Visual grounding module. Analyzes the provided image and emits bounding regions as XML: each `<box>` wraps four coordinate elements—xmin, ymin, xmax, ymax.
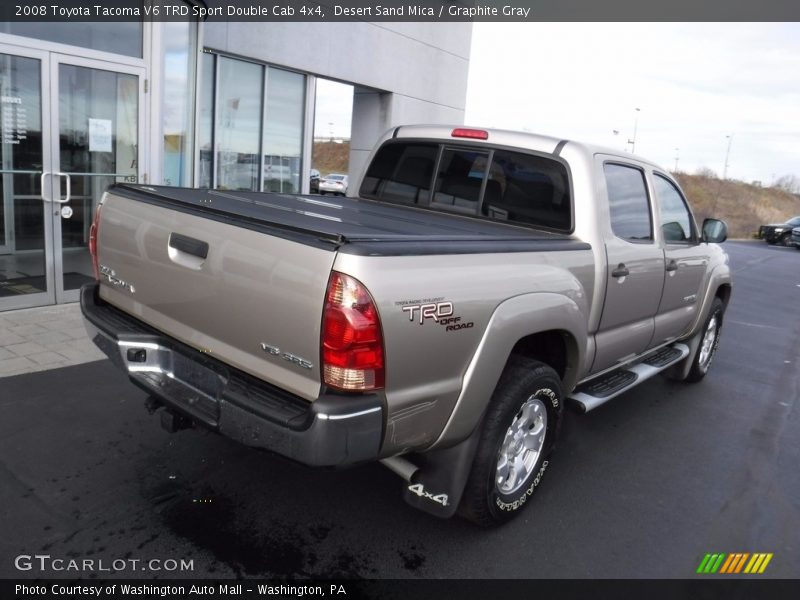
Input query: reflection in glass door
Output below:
<box><xmin>0</xmin><ymin>50</ymin><xmax>51</xmax><ymax>308</ymax></box>
<box><xmin>52</xmin><ymin>60</ymin><xmax>140</xmax><ymax>302</ymax></box>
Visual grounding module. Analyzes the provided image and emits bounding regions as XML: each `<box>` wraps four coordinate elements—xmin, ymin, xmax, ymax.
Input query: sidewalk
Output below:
<box><xmin>0</xmin><ymin>303</ymin><xmax>105</xmax><ymax>378</ymax></box>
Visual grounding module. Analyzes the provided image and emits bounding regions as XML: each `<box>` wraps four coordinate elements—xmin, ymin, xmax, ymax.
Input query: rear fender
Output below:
<box><xmin>430</xmin><ymin>292</ymin><xmax>587</xmax><ymax>450</ymax></box>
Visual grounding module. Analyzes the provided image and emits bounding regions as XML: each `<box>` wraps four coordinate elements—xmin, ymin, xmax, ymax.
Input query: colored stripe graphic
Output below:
<box><xmin>697</xmin><ymin>554</ymin><xmax>713</xmax><ymax>573</ymax></box>
<box><xmin>697</xmin><ymin>552</ymin><xmax>773</xmax><ymax>574</ymax></box>
<box><xmin>719</xmin><ymin>554</ymin><xmax>736</xmax><ymax>573</ymax></box>
<box><xmin>733</xmin><ymin>553</ymin><xmax>749</xmax><ymax>573</ymax></box>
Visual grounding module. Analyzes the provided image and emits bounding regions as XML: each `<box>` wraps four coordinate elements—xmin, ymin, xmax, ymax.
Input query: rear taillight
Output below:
<box><xmin>321</xmin><ymin>272</ymin><xmax>384</xmax><ymax>391</ymax></box>
<box><xmin>89</xmin><ymin>201</ymin><xmax>103</xmax><ymax>280</ymax></box>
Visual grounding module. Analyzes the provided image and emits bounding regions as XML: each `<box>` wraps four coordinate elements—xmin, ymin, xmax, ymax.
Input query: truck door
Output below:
<box><xmin>592</xmin><ymin>162</ymin><xmax>665</xmax><ymax>373</ymax></box>
<box><xmin>650</xmin><ymin>173</ymin><xmax>708</xmax><ymax>344</ymax></box>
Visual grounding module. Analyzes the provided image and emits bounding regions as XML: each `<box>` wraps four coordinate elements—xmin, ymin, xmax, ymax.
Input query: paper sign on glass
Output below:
<box><xmin>89</xmin><ymin>118</ymin><xmax>112</xmax><ymax>152</ymax></box>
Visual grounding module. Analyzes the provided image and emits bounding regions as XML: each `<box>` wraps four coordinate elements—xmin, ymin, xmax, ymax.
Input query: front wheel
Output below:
<box><xmin>685</xmin><ymin>297</ymin><xmax>724</xmax><ymax>383</ymax></box>
<box><xmin>459</xmin><ymin>357</ymin><xmax>563</xmax><ymax>526</ymax></box>
<box><xmin>781</xmin><ymin>233</ymin><xmax>793</xmax><ymax>247</ymax></box>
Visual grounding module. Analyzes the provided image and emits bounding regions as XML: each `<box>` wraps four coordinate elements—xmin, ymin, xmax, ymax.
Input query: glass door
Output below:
<box><xmin>49</xmin><ymin>54</ymin><xmax>143</xmax><ymax>303</ymax></box>
<box><xmin>0</xmin><ymin>45</ymin><xmax>54</xmax><ymax>310</ymax></box>
<box><xmin>0</xmin><ymin>45</ymin><xmax>143</xmax><ymax>311</ymax></box>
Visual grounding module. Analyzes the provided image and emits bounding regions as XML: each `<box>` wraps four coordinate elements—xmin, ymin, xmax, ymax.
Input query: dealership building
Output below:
<box><xmin>0</xmin><ymin>14</ymin><xmax>471</xmax><ymax>311</ymax></box>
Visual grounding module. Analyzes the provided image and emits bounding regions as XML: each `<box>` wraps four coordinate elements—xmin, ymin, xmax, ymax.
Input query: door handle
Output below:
<box><xmin>665</xmin><ymin>259</ymin><xmax>678</xmax><ymax>272</ymax></box>
<box><xmin>611</xmin><ymin>264</ymin><xmax>629</xmax><ymax>278</ymax></box>
<box><xmin>54</xmin><ymin>172</ymin><xmax>71</xmax><ymax>203</ymax></box>
<box><xmin>41</xmin><ymin>172</ymin><xmax>72</xmax><ymax>203</ymax></box>
<box><xmin>40</xmin><ymin>171</ymin><xmax>50</xmax><ymax>202</ymax></box>
<box><xmin>169</xmin><ymin>233</ymin><xmax>209</xmax><ymax>259</ymax></box>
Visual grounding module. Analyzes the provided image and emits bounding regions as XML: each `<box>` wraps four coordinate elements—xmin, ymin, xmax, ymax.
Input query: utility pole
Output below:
<box><xmin>722</xmin><ymin>134</ymin><xmax>734</xmax><ymax>180</ymax></box>
<box><xmin>627</xmin><ymin>108</ymin><xmax>641</xmax><ymax>153</ymax></box>
<box><xmin>674</xmin><ymin>148</ymin><xmax>679</xmax><ymax>172</ymax></box>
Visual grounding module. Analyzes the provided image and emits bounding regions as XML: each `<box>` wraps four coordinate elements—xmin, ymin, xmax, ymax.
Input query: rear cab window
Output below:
<box><xmin>360</xmin><ymin>140</ymin><xmax>572</xmax><ymax>232</ymax></box>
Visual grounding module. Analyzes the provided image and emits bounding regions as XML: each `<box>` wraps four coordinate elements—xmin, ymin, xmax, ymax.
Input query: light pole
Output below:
<box><xmin>722</xmin><ymin>134</ymin><xmax>734</xmax><ymax>180</ymax></box>
<box><xmin>674</xmin><ymin>148</ymin><xmax>679</xmax><ymax>172</ymax></box>
<box><xmin>628</xmin><ymin>108</ymin><xmax>641</xmax><ymax>153</ymax></box>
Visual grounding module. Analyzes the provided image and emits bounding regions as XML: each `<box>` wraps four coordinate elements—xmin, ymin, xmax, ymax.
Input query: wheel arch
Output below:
<box><xmin>430</xmin><ymin>292</ymin><xmax>586</xmax><ymax>450</ymax></box>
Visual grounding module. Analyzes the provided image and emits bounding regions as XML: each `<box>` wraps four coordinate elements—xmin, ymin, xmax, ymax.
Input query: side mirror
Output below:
<box><xmin>702</xmin><ymin>218</ymin><xmax>728</xmax><ymax>243</ymax></box>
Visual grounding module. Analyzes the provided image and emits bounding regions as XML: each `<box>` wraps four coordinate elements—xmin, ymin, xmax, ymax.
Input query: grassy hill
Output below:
<box><xmin>312</xmin><ymin>140</ymin><xmax>350</xmax><ymax>176</ymax></box>
<box><xmin>674</xmin><ymin>173</ymin><xmax>800</xmax><ymax>239</ymax></box>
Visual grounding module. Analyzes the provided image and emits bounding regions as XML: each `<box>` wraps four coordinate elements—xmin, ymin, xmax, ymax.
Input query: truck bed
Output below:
<box><xmin>110</xmin><ymin>184</ymin><xmax>589</xmax><ymax>256</ymax></box>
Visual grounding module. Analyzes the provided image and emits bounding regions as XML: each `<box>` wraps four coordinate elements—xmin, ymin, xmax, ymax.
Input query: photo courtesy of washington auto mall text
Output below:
<box><xmin>1</xmin><ymin>0</ymin><xmax>800</xmax><ymax>599</ymax></box>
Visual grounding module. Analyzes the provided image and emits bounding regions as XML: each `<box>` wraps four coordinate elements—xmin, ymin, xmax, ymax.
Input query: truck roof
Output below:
<box><xmin>391</xmin><ymin>124</ymin><xmax>663</xmax><ymax>170</ymax></box>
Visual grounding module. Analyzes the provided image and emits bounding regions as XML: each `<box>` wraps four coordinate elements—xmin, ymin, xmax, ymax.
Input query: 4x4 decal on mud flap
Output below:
<box><xmin>408</xmin><ymin>483</ymin><xmax>449</xmax><ymax>506</ymax></box>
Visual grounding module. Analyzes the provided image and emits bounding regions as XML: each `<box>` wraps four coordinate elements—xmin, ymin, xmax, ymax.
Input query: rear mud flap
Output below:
<box><xmin>401</xmin><ymin>428</ymin><xmax>482</xmax><ymax>519</ymax></box>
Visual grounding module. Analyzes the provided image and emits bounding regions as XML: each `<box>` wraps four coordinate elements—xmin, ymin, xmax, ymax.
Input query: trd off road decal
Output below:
<box><xmin>396</xmin><ymin>298</ymin><xmax>474</xmax><ymax>332</ymax></box>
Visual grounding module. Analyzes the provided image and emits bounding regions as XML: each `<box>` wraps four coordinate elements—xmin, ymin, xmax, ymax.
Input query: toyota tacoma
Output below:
<box><xmin>81</xmin><ymin>126</ymin><xmax>731</xmax><ymax>525</ymax></box>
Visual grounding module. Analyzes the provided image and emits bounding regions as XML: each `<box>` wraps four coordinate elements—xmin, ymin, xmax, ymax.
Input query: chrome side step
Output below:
<box><xmin>570</xmin><ymin>343</ymin><xmax>690</xmax><ymax>413</ymax></box>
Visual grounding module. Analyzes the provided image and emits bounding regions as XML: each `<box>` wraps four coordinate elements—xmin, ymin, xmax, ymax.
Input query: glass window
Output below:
<box><xmin>215</xmin><ymin>57</ymin><xmax>263</xmax><ymax>191</ymax></box>
<box><xmin>604</xmin><ymin>163</ymin><xmax>652</xmax><ymax>242</ymax></box>
<box><xmin>654</xmin><ymin>175</ymin><xmax>694</xmax><ymax>242</ymax></box>
<box><xmin>263</xmin><ymin>67</ymin><xmax>304</xmax><ymax>194</ymax></box>
<box><xmin>360</xmin><ymin>142</ymin><xmax>437</xmax><ymax>204</ymax></box>
<box><xmin>482</xmin><ymin>150</ymin><xmax>571</xmax><ymax>230</ymax></box>
<box><xmin>1</xmin><ymin>53</ymin><xmax>47</xmax><ymax>294</ymax></box>
<box><xmin>197</xmin><ymin>53</ymin><xmax>214</xmax><ymax>188</ymax></box>
<box><xmin>432</xmin><ymin>147</ymin><xmax>489</xmax><ymax>214</ymax></box>
<box><xmin>161</xmin><ymin>21</ymin><xmax>196</xmax><ymax>187</ymax></box>
<box><xmin>362</xmin><ymin>142</ymin><xmax>572</xmax><ymax>231</ymax></box>
<box><xmin>2</xmin><ymin>22</ymin><xmax>142</xmax><ymax>58</ymax></box>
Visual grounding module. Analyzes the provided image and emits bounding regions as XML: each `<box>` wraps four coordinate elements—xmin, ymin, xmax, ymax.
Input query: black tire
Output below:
<box><xmin>685</xmin><ymin>297</ymin><xmax>724</xmax><ymax>383</ymax></box>
<box><xmin>780</xmin><ymin>233</ymin><xmax>793</xmax><ymax>247</ymax></box>
<box><xmin>458</xmin><ymin>357</ymin><xmax>563</xmax><ymax>526</ymax></box>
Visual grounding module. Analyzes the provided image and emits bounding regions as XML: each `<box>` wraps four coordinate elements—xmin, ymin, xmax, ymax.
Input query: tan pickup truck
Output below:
<box><xmin>81</xmin><ymin>126</ymin><xmax>731</xmax><ymax>525</ymax></box>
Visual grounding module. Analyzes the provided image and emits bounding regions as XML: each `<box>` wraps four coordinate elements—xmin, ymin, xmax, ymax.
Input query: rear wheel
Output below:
<box><xmin>459</xmin><ymin>357</ymin><xmax>563</xmax><ymax>526</ymax></box>
<box><xmin>685</xmin><ymin>297</ymin><xmax>724</xmax><ymax>383</ymax></box>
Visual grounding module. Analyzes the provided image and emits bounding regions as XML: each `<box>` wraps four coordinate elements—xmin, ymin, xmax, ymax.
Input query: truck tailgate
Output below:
<box><xmin>96</xmin><ymin>190</ymin><xmax>336</xmax><ymax>401</ymax></box>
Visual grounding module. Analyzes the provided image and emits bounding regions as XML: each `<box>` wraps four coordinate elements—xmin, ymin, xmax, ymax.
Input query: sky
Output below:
<box><xmin>465</xmin><ymin>23</ymin><xmax>800</xmax><ymax>185</ymax></box>
<box><xmin>313</xmin><ymin>78</ymin><xmax>354</xmax><ymax>139</ymax></box>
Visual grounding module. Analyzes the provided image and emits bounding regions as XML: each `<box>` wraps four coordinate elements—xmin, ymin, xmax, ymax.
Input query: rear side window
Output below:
<box><xmin>482</xmin><ymin>150</ymin><xmax>571</xmax><ymax>231</ymax></box>
<box><xmin>604</xmin><ymin>163</ymin><xmax>652</xmax><ymax>242</ymax></box>
<box><xmin>362</xmin><ymin>141</ymin><xmax>572</xmax><ymax>231</ymax></box>
<box><xmin>654</xmin><ymin>174</ymin><xmax>694</xmax><ymax>242</ymax></box>
<box><xmin>360</xmin><ymin>143</ymin><xmax>437</xmax><ymax>205</ymax></box>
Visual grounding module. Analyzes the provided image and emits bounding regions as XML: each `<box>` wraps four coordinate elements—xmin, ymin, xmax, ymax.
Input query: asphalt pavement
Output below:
<box><xmin>0</xmin><ymin>241</ymin><xmax>798</xmax><ymax>579</ymax></box>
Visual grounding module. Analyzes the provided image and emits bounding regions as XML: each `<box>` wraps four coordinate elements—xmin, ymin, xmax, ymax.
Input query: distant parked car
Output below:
<box><xmin>319</xmin><ymin>173</ymin><xmax>348</xmax><ymax>196</ymax></box>
<box><xmin>310</xmin><ymin>169</ymin><xmax>320</xmax><ymax>194</ymax></box>
<box><xmin>759</xmin><ymin>216</ymin><xmax>800</xmax><ymax>245</ymax></box>
<box><xmin>791</xmin><ymin>227</ymin><xmax>800</xmax><ymax>250</ymax></box>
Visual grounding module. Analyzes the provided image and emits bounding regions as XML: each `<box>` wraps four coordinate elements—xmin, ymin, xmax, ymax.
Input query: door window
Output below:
<box><xmin>0</xmin><ymin>52</ymin><xmax>46</xmax><ymax>299</ymax></box>
<box><xmin>604</xmin><ymin>163</ymin><xmax>653</xmax><ymax>242</ymax></box>
<box><xmin>654</xmin><ymin>174</ymin><xmax>694</xmax><ymax>243</ymax></box>
<box><xmin>58</xmin><ymin>64</ymin><xmax>138</xmax><ymax>292</ymax></box>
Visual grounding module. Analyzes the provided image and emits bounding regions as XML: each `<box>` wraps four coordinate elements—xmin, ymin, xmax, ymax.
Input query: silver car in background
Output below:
<box><xmin>319</xmin><ymin>173</ymin><xmax>348</xmax><ymax>195</ymax></box>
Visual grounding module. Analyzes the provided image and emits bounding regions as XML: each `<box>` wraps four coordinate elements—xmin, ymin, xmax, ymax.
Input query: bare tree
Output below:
<box><xmin>773</xmin><ymin>174</ymin><xmax>800</xmax><ymax>194</ymax></box>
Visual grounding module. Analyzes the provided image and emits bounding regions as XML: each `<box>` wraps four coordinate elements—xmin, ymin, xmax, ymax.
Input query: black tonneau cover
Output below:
<box><xmin>108</xmin><ymin>184</ymin><xmax>590</xmax><ymax>256</ymax></box>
